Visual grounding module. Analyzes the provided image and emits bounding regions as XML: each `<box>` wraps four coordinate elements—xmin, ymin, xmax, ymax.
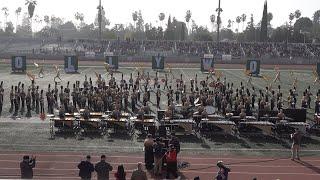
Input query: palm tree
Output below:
<box><xmin>236</xmin><ymin>16</ymin><xmax>241</xmax><ymax>32</ymax></box>
<box><xmin>185</xmin><ymin>10</ymin><xmax>192</xmax><ymax>34</ymax></box>
<box><xmin>15</xmin><ymin>7</ymin><xmax>22</xmax><ymax>32</ymax></box>
<box><xmin>241</xmin><ymin>14</ymin><xmax>247</xmax><ymax>31</ymax></box>
<box><xmin>314</xmin><ymin>10</ymin><xmax>320</xmax><ymax>24</ymax></box>
<box><xmin>132</xmin><ymin>11</ymin><xmax>138</xmax><ymax>30</ymax></box>
<box><xmin>74</xmin><ymin>12</ymin><xmax>84</xmax><ymax>29</ymax></box>
<box><xmin>289</xmin><ymin>13</ymin><xmax>295</xmax><ymax>26</ymax></box>
<box><xmin>210</xmin><ymin>14</ymin><xmax>216</xmax><ymax>32</ymax></box>
<box><xmin>227</xmin><ymin>19</ymin><xmax>232</xmax><ymax>29</ymax></box>
<box><xmin>294</xmin><ymin>10</ymin><xmax>301</xmax><ymax>19</ymax></box>
<box><xmin>1</xmin><ymin>7</ymin><xmax>9</xmax><ymax>29</ymax></box>
<box><xmin>25</xmin><ymin>0</ymin><xmax>37</xmax><ymax>34</ymax></box>
<box><xmin>25</xmin><ymin>0</ymin><xmax>37</xmax><ymax>18</ymax></box>
<box><xmin>44</xmin><ymin>15</ymin><xmax>50</xmax><ymax>27</ymax></box>
<box><xmin>158</xmin><ymin>13</ymin><xmax>165</xmax><ymax>27</ymax></box>
<box><xmin>33</xmin><ymin>15</ymin><xmax>42</xmax><ymax>32</ymax></box>
<box><xmin>267</xmin><ymin>12</ymin><xmax>273</xmax><ymax>25</ymax></box>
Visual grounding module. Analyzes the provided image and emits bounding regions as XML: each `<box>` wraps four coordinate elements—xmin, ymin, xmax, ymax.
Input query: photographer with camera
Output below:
<box><xmin>20</xmin><ymin>155</ymin><xmax>36</xmax><ymax>179</ymax></box>
<box><xmin>215</xmin><ymin>161</ymin><xmax>230</xmax><ymax>180</ymax></box>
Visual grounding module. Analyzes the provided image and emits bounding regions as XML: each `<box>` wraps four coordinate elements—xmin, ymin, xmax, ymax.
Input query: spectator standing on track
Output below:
<box><xmin>144</xmin><ymin>134</ymin><xmax>154</xmax><ymax>170</ymax></box>
<box><xmin>291</xmin><ymin>128</ymin><xmax>302</xmax><ymax>160</ymax></box>
<box><xmin>78</xmin><ymin>155</ymin><xmax>94</xmax><ymax>180</ymax></box>
<box><xmin>169</xmin><ymin>135</ymin><xmax>180</xmax><ymax>154</ymax></box>
<box><xmin>153</xmin><ymin>137</ymin><xmax>165</xmax><ymax>176</ymax></box>
<box><xmin>130</xmin><ymin>162</ymin><xmax>148</xmax><ymax>180</ymax></box>
<box><xmin>166</xmin><ymin>144</ymin><xmax>179</xmax><ymax>179</ymax></box>
<box><xmin>215</xmin><ymin>161</ymin><xmax>230</xmax><ymax>180</ymax></box>
<box><xmin>20</xmin><ymin>155</ymin><xmax>36</xmax><ymax>179</ymax></box>
<box><xmin>114</xmin><ymin>164</ymin><xmax>126</xmax><ymax>180</ymax></box>
<box><xmin>95</xmin><ymin>155</ymin><xmax>113</xmax><ymax>180</ymax></box>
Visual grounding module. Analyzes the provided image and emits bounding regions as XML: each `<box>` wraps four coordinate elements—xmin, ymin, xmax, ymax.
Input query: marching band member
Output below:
<box><xmin>129</xmin><ymin>73</ymin><xmax>134</xmax><ymax>90</ymax></box>
<box><xmin>301</xmin><ymin>92</ymin><xmax>308</xmax><ymax>109</ymax></box>
<box><xmin>13</xmin><ymin>86</ymin><xmax>19</xmax><ymax>116</ymax></box>
<box><xmin>306</xmin><ymin>86</ymin><xmax>312</xmax><ymax>108</ymax></box>
<box><xmin>0</xmin><ymin>85</ymin><xmax>3</xmax><ymax>116</ymax></box>
<box><xmin>154</xmin><ymin>72</ymin><xmax>159</xmax><ymax>89</ymax></box>
<box><xmin>19</xmin><ymin>84</ymin><xmax>26</xmax><ymax>115</ymax></box>
<box><xmin>277</xmin><ymin>109</ymin><xmax>285</xmax><ymax>121</ymax></box>
<box><xmin>40</xmin><ymin>90</ymin><xmax>45</xmax><ymax>116</ymax></box>
<box><xmin>0</xmin><ymin>82</ymin><xmax>3</xmax><ymax>116</ymax></box>
<box><xmin>26</xmin><ymin>89</ymin><xmax>32</xmax><ymax>118</ymax></box>
<box><xmin>35</xmin><ymin>87</ymin><xmax>40</xmax><ymax>114</ymax></box>
<box><xmin>239</xmin><ymin>109</ymin><xmax>246</xmax><ymax>119</ymax></box>
<box><xmin>83</xmin><ymin>106</ymin><xmax>90</xmax><ymax>120</ymax></box>
<box><xmin>137</xmin><ymin>107</ymin><xmax>144</xmax><ymax>121</ymax></box>
<box><xmin>9</xmin><ymin>86</ymin><xmax>14</xmax><ymax>113</ymax></box>
<box><xmin>112</xmin><ymin>106</ymin><xmax>121</xmax><ymax>120</ymax></box>
<box><xmin>58</xmin><ymin>106</ymin><xmax>65</xmax><ymax>119</ymax></box>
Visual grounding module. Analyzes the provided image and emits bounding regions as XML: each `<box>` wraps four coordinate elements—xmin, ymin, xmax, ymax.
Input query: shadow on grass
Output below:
<box><xmin>176</xmin><ymin>134</ymin><xmax>203</xmax><ymax>144</ymax></box>
<box><xmin>226</xmin><ymin>157</ymin><xmax>290</xmax><ymax>166</ymax></box>
<box><xmin>302</xmin><ymin>136</ymin><xmax>320</xmax><ymax>145</ymax></box>
<box><xmin>205</xmin><ymin>135</ymin><xmax>251</xmax><ymax>148</ymax></box>
<box><xmin>294</xmin><ymin>160</ymin><xmax>320</xmax><ymax>174</ymax></box>
<box><xmin>107</xmin><ymin>133</ymin><xmax>133</xmax><ymax>140</ymax></box>
<box><xmin>51</xmin><ymin>131</ymin><xmax>76</xmax><ymax>139</ymax></box>
<box><xmin>245</xmin><ymin>135</ymin><xmax>291</xmax><ymax>149</ymax></box>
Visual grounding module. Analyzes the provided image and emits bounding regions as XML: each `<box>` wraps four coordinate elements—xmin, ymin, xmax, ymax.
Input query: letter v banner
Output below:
<box><xmin>11</xmin><ymin>56</ymin><xmax>27</xmax><ymax>73</ymax></box>
<box><xmin>201</xmin><ymin>58</ymin><xmax>214</xmax><ymax>72</ymax></box>
<box><xmin>64</xmin><ymin>56</ymin><xmax>78</xmax><ymax>73</ymax></box>
<box><xmin>105</xmin><ymin>56</ymin><xmax>119</xmax><ymax>70</ymax></box>
<box><xmin>152</xmin><ymin>55</ymin><xmax>165</xmax><ymax>70</ymax></box>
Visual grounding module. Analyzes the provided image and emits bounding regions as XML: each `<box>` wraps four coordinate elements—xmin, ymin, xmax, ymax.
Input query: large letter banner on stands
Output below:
<box><xmin>152</xmin><ymin>55</ymin><xmax>165</xmax><ymax>70</ymax></box>
<box><xmin>246</xmin><ymin>59</ymin><xmax>261</xmax><ymax>76</ymax></box>
<box><xmin>11</xmin><ymin>56</ymin><xmax>26</xmax><ymax>73</ymax></box>
<box><xmin>105</xmin><ymin>56</ymin><xmax>119</xmax><ymax>70</ymax></box>
<box><xmin>201</xmin><ymin>54</ymin><xmax>214</xmax><ymax>72</ymax></box>
<box><xmin>64</xmin><ymin>56</ymin><xmax>78</xmax><ymax>73</ymax></box>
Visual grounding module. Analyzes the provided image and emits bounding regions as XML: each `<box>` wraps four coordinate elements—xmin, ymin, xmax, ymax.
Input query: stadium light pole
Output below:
<box><xmin>98</xmin><ymin>0</ymin><xmax>102</xmax><ymax>44</ymax></box>
<box><xmin>216</xmin><ymin>0</ymin><xmax>222</xmax><ymax>50</ymax></box>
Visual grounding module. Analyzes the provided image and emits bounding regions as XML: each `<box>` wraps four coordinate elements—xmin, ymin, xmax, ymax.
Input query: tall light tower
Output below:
<box><xmin>216</xmin><ymin>0</ymin><xmax>222</xmax><ymax>46</ymax></box>
<box><xmin>98</xmin><ymin>0</ymin><xmax>102</xmax><ymax>43</ymax></box>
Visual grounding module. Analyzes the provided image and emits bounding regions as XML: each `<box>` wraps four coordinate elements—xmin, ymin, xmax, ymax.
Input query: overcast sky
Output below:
<box><xmin>1</xmin><ymin>0</ymin><xmax>319</xmax><ymax>30</ymax></box>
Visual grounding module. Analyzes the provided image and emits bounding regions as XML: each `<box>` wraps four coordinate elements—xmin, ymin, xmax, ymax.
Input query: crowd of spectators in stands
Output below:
<box><xmin>8</xmin><ymin>37</ymin><xmax>320</xmax><ymax>59</ymax></box>
<box><xmin>74</xmin><ymin>39</ymin><xmax>320</xmax><ymax>58</ymax></box>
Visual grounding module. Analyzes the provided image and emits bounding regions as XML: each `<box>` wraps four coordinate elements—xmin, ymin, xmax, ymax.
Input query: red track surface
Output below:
<box><xmin>0</xmin><ymin>151</ymin><xmax>319</xmax><ymax>180</ymax></box>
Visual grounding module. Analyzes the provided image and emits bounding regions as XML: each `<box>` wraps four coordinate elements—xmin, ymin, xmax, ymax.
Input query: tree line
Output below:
<box><xmin>0</xmin><ymin>0</ymin><xmax>320</xmax><ymax>43</ymax></box>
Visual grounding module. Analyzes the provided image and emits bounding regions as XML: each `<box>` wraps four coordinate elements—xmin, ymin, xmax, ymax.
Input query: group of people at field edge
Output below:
<box><xmin>19</xmin><ymin>127</ymin><xmax>303</xmax><ymax>180</ymax></box>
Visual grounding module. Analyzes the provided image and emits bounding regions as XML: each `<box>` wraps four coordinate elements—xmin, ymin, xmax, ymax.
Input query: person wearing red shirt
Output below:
<box><xmin>114</xmin><ymin>165</ymin><xmax>126</xmax><ymax>180</ymax></box>
<box><xmin>166</xmin><ymin>144</ymin><xmax>179</xmax><ymax>179</ymax></box>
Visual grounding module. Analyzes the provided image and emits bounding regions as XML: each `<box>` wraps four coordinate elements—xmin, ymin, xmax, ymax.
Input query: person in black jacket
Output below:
<box><xmin>20</xmin><ymin>155</ymin><xmax>36</xmax><ymax>179</ymax></box>
<box><xmin>95</xmin><ymin>155</ymin><xmax>113</xmax><ymax>180</ymax></box>
<box><xmin>169</xmin><ymin>135</ymin><xmax>180</xmax><ymax>154</ymax></box>
<box><xmin>78</xmin><ymin>155</ymin><xmax>94</xmax><ymax>180</ymax></box>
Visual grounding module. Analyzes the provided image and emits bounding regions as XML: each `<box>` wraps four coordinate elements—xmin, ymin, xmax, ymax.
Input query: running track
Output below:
<box><xmin>0</xmin><ymin>151</ymin><xmax>319</xmax><ymax>180</ymax></box>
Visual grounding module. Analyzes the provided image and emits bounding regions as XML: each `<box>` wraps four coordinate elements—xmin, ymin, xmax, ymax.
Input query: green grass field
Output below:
<box><xmin>0</xmin><ymin>65</ymin><xmax>319</xmax><ymax>157</ymax></box>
